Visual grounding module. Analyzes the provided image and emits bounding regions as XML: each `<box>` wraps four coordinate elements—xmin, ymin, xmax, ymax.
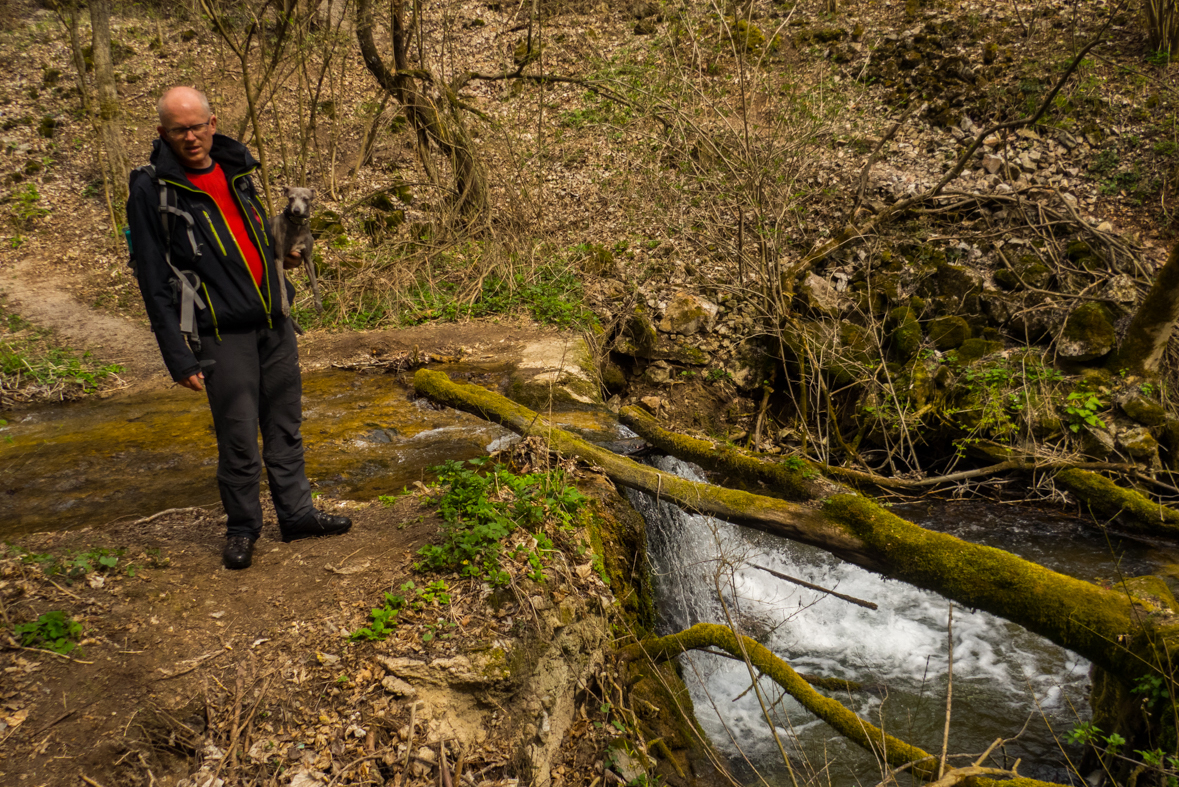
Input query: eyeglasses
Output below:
<box><xmin>164</xmin><ymin>121</ymin><xmax>211</xmax><ymax>141</ymax></box>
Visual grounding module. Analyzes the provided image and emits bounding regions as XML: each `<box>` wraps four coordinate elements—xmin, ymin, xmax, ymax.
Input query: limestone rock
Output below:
<box><xmin>1057</xmin><ymin>303</ymin><xmax>1116</xmax><ymax>362</ymax></box>
<box><xmin>381</xmin><ymin>676</ymin><xmax>417</xmax><ymax>697</ymax></box>
<box><xmin>1081</xmin><ymin>424</ymin><xmax>1116</xmax><ymax>458</ymax></box>
<box><xmin>797</xmin><ymin>273</ymin><xmax>845</xmax><ymax>316</ymax></box>
<box><xmin>1119</xmin><ymin>392</ymin><xmax>1167</xmax><ymax>427</ymax></box>
<box><xmin>644</xmin><ymin>361</ymin><xmax>671</xmax><ymax>385</ymax></box>
<box><xmin>640</xmin><ymin>395</ymin><xmax>665</xmax><ymax>415</ymax></box>
<box><xmin>658</xmin><ymin>292</ymin><xmax>718</xmax><ymax>335</ymax></box>
<box><xmin>1118</xmin><ymin>427</ymin><xmax>1159</xmax><ymax>460</ymax></box>
<box><xmin>981</xmin><ymin>154</ymin><xmax>1004</xmax><ymax>175</ymax></box>
<box><xmin>1099</xmin><ymin>274</ymin><xmax>1139</xmax><ymax>304</ymax></box>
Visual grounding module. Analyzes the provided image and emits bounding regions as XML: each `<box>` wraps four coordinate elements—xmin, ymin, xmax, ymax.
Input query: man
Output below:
<box><xmin>127</xmin><ymin>86</ymin><xmax>350</xmax><ymax>570</ymax></box>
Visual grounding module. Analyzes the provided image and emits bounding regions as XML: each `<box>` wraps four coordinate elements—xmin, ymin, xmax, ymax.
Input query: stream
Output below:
<box><xmin>3</xmin><ymin>371</ymin><xmax>1173</xmax><ymax>787</ymax></box>
<box><xmin>629</xmin><ymin>456</ymin><xmax>1175</xmax><ymax>787</ymax></box>
<box><xmin>0</xmin><ymin>366</ymin><xmax>635</xmax><ymax>537</ymax></box>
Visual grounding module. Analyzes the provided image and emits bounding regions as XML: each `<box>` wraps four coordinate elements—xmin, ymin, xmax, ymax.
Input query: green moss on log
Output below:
<box><xmin>1054</xmin><ymin>468</ymin><xmax>1179</xmax><ymax>536</ymax></box>
<box><xmin>619</xmin><ymin>405</ymin><xmax>820</xmax><ymax>501</ymax></box>
<box><xmin>631</xmin><ymin>623</ymin><xmax>938</xmax><ymax>777</ymax></box>
<box><xmin>821</xmin><ymin>493</ymin><xmax>1142</xmax><ymax>675</ymax></box>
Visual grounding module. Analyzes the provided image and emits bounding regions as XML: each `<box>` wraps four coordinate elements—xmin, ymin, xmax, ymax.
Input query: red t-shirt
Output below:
<box><xmin>186</xmin><ymin>163</ymin><xmax>265</xmax><ymax>286</ymax></box>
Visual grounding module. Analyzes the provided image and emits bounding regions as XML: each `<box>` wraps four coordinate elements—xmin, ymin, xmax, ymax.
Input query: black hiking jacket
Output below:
<box><xmin>128</xmin><ymin>134</ymin><xmax>291</xmax><ymax>382</ymax></box>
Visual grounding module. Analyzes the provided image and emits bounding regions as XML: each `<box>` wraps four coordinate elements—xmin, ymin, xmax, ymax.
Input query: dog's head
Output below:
<box><xmin>282</xmin><ymin>186</ymin><xmax>316</xmax><ymax>220</ymax></box>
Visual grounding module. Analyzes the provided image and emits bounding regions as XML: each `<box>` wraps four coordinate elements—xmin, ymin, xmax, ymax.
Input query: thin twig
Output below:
<box><xmin>750</xmin><ymin>564</ymin><xmax>878</xmax><ymax>610</ymax></box>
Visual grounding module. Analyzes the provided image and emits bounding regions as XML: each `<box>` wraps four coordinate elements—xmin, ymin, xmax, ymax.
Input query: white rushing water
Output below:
<box><xmin>629</xmin><ymin>456</ymin><xmax>1090</xmax><ymax>786</ymax></box>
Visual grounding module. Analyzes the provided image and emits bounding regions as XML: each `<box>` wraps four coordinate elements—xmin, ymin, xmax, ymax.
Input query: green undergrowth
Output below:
<box><xmin>350</xmin><ymin>579</ymin><xmax>452</xmax><ymax>642</ymax></box>
<box><xmin>414</xmin><ymin>457</ymin><xmax>589</xmax><ymax>586</ymax></box>
<box><xmin>291</xmin><ymin>253</ymin><xmax>599</xmax><ymax>332</ymax></box>
<box><xmin>0</xmin><ymin>302</ymin><xmax>124</xmax><ymax>404</ymax></box>
<box><xmin>3</xmin><ymin>543</ymin><xmax>161</xmax><ymax>581</ymax></box>
<box><xmin>14</xmin><ymin>610</ymin><xmax>82</xmax><ymax>655</ymax></box>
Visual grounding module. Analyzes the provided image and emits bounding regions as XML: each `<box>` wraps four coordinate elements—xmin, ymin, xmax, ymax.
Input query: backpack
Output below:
<box><xmin>125</xmin><ymin>164</ymin><xmax>207</xmax><ymax>351</ymax></box>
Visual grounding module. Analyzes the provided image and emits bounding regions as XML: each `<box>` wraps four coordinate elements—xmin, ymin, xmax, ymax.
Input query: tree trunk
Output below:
<box><xmin>1109</xmin><ymin>238</ymin><xmax>1179</xmax><ymax>375</ymax></box>
<box><xmin>412</xmin><ymin>369</ymin><xmax>1176</xmax><ymax>681</ymax></box>
<box><xmin>89</xmin><ymin>0</ymin><xmax>129</xmax><ymax>206</ymax></box>
<box><xmin>355</xmin><ymin>0</ymin><xmax>487</xmax><ymax>221</ymax></box>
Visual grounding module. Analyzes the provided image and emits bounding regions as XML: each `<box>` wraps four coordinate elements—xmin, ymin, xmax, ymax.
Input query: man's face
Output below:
<box><xmin>158</xmin><ymin>103</ymin><xmax>217</xmax><ymax>170</ymax></box>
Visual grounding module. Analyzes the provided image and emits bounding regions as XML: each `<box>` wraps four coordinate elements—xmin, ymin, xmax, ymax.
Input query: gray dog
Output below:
<box><xmin>270</xmin><ymin>186</ymin><xmax>323</xmax><ymax>314</ymax></box>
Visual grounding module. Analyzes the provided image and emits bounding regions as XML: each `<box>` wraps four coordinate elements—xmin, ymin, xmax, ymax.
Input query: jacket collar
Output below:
<box><xmin>149</xmin><ymin>133</ymin><xmax>260</xmax><ymax>184</ymax></box>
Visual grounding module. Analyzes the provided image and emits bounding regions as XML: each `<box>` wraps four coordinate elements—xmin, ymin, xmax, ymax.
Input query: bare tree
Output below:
<box><xmin>89</xmin><ymin>0</ymin><xmax>129</xmax><ymax>206</ymax></box>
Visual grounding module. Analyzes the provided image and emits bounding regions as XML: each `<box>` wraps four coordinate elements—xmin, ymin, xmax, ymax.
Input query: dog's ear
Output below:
<box><xmin>283</xmin><ymin>185</ymin><xmax>291</xmax><ymax>197</ymax></box>
<box><xmin>309</xmin><ymin>188</ymin><xmax>317</xmax><ymax>200</ymax></box>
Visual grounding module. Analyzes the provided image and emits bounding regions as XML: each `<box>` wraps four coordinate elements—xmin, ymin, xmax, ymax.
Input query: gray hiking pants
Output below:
<box><xmin>196</xmin><ymin>320</ymin><xmax>314</xmax><ymax>539</ymax></box>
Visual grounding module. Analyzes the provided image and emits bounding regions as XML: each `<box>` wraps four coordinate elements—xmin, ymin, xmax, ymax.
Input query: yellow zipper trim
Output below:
<box><xmin>201</xmin><ymin>283</ymin><xmax>222</xmax><ymax>342</ymax></box>
<box><xmin>202</xmin><ymin>210</ymin><xmax>227</xmax><ymax>256</ymax></box>
<box><xmin>230</xmin><ymin>171</ymin><xmax>275</xmax><ymax>328</ymax></box>
<box><xmin>166</xmin><ymin>177</ymin><xmax>272</xmax><ymax>328</ymax></box>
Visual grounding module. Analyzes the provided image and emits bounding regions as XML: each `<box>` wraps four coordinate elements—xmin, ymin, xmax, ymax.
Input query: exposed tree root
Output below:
<box><xmin>413</xmin><ymin>370</ymin><xmax>1164</xmax><ymax>678</ymax></box>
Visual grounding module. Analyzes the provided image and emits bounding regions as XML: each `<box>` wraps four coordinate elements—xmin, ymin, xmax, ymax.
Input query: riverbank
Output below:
<box><xmin>0</xmin><ymin>444</ymin><xmax>704</xmax><ymax>787</ymax></box>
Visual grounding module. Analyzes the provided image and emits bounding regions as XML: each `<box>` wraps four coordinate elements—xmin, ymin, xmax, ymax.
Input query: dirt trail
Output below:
<box><xmin>0</xmin><ymin>257</ymin><xmax>167</xmax><ymax>382</ymax></box>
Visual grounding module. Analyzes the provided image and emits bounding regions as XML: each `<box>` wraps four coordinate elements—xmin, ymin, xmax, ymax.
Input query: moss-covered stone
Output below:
<box><xmin>1118</xmin><ymin>426</ymin><xmax>1160</xmax><ymax>461</ymax></box>
<box><xmin>934</xmin><ymin>262</ymin><xmax>980</xmax><ymax>309</ymax></box>
<box><xmin>1058</xmin><ymin>302</ymin><xmax>1116</xmax><ymax>362</ymax></box>
<box><xmin>619</xmin><ymin>308</ymin><xmax>659</xmax><ymax>358</ymax></box>
<box><xmin>1120</xmin><ymin>394</ymin><xmax>1167</xmax><ymax>426</ymax></box>
<box><xmin>928</xmin><ymin>315</ymin><xmax>971</xmax><ymax>350</ymax></box>
<box><xmin>888</xmin><ymin>306</ymin><xmax>922</xmax><ymax>361</ymax></box>
<box><xmin>993</xmin><ymin>269</ymin><xmax>1021</xmax><ymax>291</ymax></box>
<box><xmin>955</xmin><ymin>338</ymin><xmax>1005</xmax><ymax>365</ymax></box>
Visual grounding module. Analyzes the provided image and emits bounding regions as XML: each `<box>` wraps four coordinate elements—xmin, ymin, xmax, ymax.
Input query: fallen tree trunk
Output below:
<box><xmin>629</xmin><ymin>623</ymin><xmax>1068</xmax><ymax>787</ymax></box>
<box><xmin>620</xmin><ymin>406</ymin><xmax>1179</xmax><ymax>539</ymax></box>
<box><xmin>413</xmin><ymin>370</ymin><xmax>1166</xmax><ymax>678</ymax></box>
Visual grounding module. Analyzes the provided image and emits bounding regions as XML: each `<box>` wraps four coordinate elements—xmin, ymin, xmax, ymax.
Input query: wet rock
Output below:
<box><xmin>1118</xmin><ymin>427</ymin><xmax>1159</xmax><ymax>461</ymax></box>
<box><xmin>1057</xmin><ymin>303</ymin><xmax>1116</xmax><ymax>362</ymax></box>
<box><xmin>658</xmin><ymin>292</ymin><xmax>718</xmax><ymax>335</ymax></box>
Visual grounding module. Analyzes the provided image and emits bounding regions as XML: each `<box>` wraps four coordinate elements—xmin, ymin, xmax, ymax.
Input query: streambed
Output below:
<box><xmin>630</xmin><ymin>456</ymin><xmax>1174</xmax><ymax>787</ymax></box>
<box><xmin>0</xmin><ymin>365</ymin><xmax>631</xmax><ymax>537</ymax></box>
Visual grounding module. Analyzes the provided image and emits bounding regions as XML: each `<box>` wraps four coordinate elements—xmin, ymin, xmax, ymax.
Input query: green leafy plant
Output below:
<box><xmin>1064</xmin><ymin>390</ymin><xmax>1107</xmax><ymax>432</ymax></box>
<box><xmin>8</xmin><ymin>183</ymin><xmax>50</xmax><ymax>229</ymax></box>
<box><xmin>15</xmin><ymin>610</ymin><xmax>83</xmax><ymax>654</ymax></box>
<box><xmin>1066</xmin><ymin>721</ymin><xmax>1101</xmax><ymax>745</ymax></box>
<box><xmin>349</xmin><ymin>592</ymin><xmax>404</xmax><ymax>641</ymax></box>
<box><xmin>414</xmin><ymin>458</ymin><xmax>586</xmax><ymax>585</ymax></box>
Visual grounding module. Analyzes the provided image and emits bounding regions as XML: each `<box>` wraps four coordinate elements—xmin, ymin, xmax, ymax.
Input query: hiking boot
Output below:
<box><xmin>223</xmin><ymin>536</ymin><xmax>255</xmax><ymax>570</ymax></box>
<box><xmin>280</xmin><ymin>510</ymin><xmax>352</xmax><ymax>543</ymax></box>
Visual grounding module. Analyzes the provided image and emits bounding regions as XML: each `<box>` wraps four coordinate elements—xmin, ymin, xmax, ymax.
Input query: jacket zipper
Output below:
<box><xmin>202</xmin><ymin>211</ymin><xmax>227</xmax><ymax>256</ymax></box>
<box><xmin>165</xmin><ymin>177</ymin><xmax>273</xmax><ymax>328</ymax></box>
<box><xmin>231</xmin><ymin>172</ymin><xmax>274</xmax><ymax>328</ymax></box>
<box><xmin>201</xmin><ymin>283</ymin><xmax>222</xmax><ymax>342</ymax></box>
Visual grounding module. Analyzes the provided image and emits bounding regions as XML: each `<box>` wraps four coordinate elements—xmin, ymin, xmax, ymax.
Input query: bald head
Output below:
<box><xmin>157</xmin><ymin>86</ymin><xmax>212</xmax><ymax>124</ymax></box>
<box><xmin>157</xmin><ymin>86</ymin><xmax>217</xmax><ymax>170</ymax></box>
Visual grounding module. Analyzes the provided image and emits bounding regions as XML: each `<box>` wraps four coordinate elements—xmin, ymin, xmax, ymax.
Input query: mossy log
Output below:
<box><xmin>624</xmin><ymin>406</ymin><xmax>1179</xmax><ymax>538</ymax></box>
<box><xmin>968</xmin><ymin>442</ymin><xmax>1179</xmax><ymax>537</ymax></box>
<box><xmin>630</xmin><ymin>623</ymin><xmax>938</xmax><ymax>778</ymax></box>
<box><xmin>1054</xmin><ymin>468</ymin><xmax>1179</xmax><ymax>535</ymax></box>
<box><xmin>619</xmin><ymin>406</ymin><xmax>823</xmax><ymax>501</ymax></box>
<box><xmin>413</xmin><ymin>370</ymin><xmax>1168</xmax><ymax>678</ymax></box>
<box><xmin>630</xmin><ymin>623</ymin><xmax>1068</xmax><ymax>787</ymax></box>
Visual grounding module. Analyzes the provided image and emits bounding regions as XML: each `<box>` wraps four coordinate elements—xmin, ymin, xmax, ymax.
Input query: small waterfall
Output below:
<box><xmin>629</xmin><ymin>456</ymin><xmax>1089</xmax><ymax>786</ymax></box>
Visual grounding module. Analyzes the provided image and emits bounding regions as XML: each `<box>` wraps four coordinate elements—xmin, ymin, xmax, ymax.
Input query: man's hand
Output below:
<box><xmin>178</xmin><ymin>372</ymin><xmax>205</xmax><ymax>392</ymax></box>
<box><xmin>284</xmin><ymin>249</ymin><xmax>302</xmax><ymax>269</ymax></box>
